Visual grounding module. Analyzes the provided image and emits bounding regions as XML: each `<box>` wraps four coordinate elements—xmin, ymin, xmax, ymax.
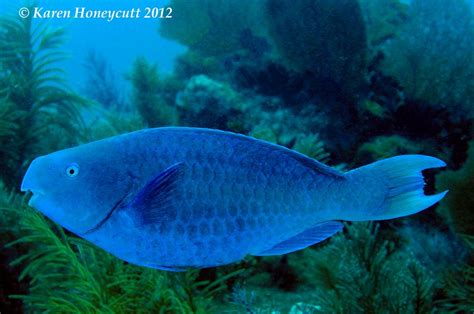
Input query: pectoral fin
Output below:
<box><xmin>254</xmin><ymin>221</ymin><xmax>343</xmax><ymax>256</ymax></box>
<box><xmin>129</xmin><ymin>162</ymin><xmax>185</xmax><ymax>227</ymax></box>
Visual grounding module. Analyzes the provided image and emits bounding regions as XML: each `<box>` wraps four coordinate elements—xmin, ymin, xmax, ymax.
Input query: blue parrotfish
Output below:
<box><xmin>21</xmin><ymin>127</ymin><xmax>447</xmax><ymax>271</ymax></box>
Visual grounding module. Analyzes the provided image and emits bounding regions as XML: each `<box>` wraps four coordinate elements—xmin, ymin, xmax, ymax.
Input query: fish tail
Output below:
<box><xmin>344</xmin><ymin>155</ymin><xmax>448</xmax><ymax>221</ymax></box>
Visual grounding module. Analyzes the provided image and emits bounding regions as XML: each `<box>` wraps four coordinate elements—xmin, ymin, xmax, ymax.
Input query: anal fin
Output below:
<box><xmin>254</xmin><ymin>221</ymin><xmax>343</xmax><ymax>256</ymax></box>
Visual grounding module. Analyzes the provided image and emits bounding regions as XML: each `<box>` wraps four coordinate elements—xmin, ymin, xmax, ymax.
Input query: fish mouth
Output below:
<box><xmin>21</xmin><ymin>189</ymin><xmax>45</xmax><ymax>207</ymax></box>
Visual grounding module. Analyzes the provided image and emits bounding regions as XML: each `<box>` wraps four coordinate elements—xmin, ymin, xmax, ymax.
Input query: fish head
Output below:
<box><xmin>21</xmin><ymin>142</ymin><xmax>129</xmax><ymax>235</ymax></box>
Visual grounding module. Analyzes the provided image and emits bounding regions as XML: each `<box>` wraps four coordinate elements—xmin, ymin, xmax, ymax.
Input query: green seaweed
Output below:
<box><xmin>1</xmin><ymin>201</ymin><xmax>242</xmax><ymax>313</ymax></box>
<box><xmin>78</xmin><ymin>108</ymin><xmax>145</xmax><ymax>142</ymax></box>
<box><xmin>437</xmin><ymin>236</ymin><xmax>474</xmax><ymax>313</ymax></box>
<box><xmin>130</xmin><ymin>57</ymin><xmax>179</xmax><ymax>127</ymax></box>
<box><xmin>159</xmin><ymin>0</ymin><xmax>264</xmax><ymax>57</ymax></box>
<box><xmin>0</xmin><ymin>12</ymin><xmax>87</xmax><ymax>188</ymax></box>
<box><xmin>265</xmin><ymin>0</ymin><xmax>367</xmax><ymax>97</ymax></box>
<box><xmin>381</xmin><ymin>0</ymin><xmax>474</xmax><ymax>119</ymax></box>
<box><xmin>292</xmin><ymin>133</ymin><xmax>330</xmax><ymax>163</ymax></box>
<box><xmin>290</xmin><ymin>222</ymin><xmax>434</xmax><ymax>313</ymax></box>
<box><xmin>355</xmin><ymin>135</ymin><xmax>423</xmax><ymax>164</ymax></box>
<box><xmin>436</xmin><ymin>141</ymin><xmax>474</xmax><ymax>236</ymax></box>
<box><xmin>174</xmin><ymin>51</ymin><xmax>220</xmax><ymax>80</ymax></box>
<box><xmin>359</xmin><ymin>0</ymin><xmax>408</xmax><ymax>46</ymax></box>
<box><xmin>177</xmin><ymin>74</ymin><xmax>245</xmax><ymax>130</ymax></box>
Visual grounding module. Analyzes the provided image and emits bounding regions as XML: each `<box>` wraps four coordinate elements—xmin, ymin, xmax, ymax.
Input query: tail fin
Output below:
<box><xmin>346</xmin><ymin>155</ymin><xmax>448</xmax><ymax>220</ymax></box>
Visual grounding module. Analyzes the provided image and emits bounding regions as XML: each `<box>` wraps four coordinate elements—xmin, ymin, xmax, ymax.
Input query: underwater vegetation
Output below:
<box><xmin>0</xmin><ymin>195</ymin><xmax>240</xmax><ymax>313</ymax></box>
<box><xmin>291</xmin><ymin>222</ymin><xmax>435</xmax><ymax>313</ymax></box>
<box><xmin>438</xmin><ymin>236</ymin><xmax>474</xmax><ymax>313</ymax></box>
<box><xmin>359</xmin><ymin>0</ymin><xmax>408</xmax><ymax>46</ymax></box>
<box><xmin>381</xmin><ymin>0</ymin><xmax>474</xmax><ymax>119</ymax></box>
<box><xmin>0</xmin><ymin>0</ymin><xmax>473</xmax><ymax>312</ymax></box>
<box><xmin>159</xmin><ymin>0</ymin><xmax>265</xmax><ymax>58</ymax></box>
<box><xmin>0</xmin><ymin>14</ymin><xmax>86</xmax><ymax>189</ymax></box>
<box><xmin>129</xmin><ymin>57</ymin><xmax>179</xmax><ymax>127</ymax></box>
<box><xmin>83</xmin><ymin>51</ymin><xmax>126</xmax><ymax>110</ymax></box>
<box><xmin>265</xmin><ymin>0</ymin><xmax>367</xmax><ymax>98</ymax></box>
<box><xmin>436</xmin><ymin>141</ymin><xmax>474</xmax><ymax>236</ymax></box>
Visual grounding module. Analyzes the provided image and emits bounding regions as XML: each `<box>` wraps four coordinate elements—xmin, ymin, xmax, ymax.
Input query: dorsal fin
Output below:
<box><xmin>254</xmin><ymin>221</ymin><xmax>344</xmax><ymax>256</ymax></box>
<box><xmin>155</xmin><ymin>127</ymin><xmax>344</xmax><ymax>178</ymax></box>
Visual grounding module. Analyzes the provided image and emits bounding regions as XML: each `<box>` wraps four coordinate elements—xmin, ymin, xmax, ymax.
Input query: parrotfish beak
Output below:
<box><xmin>21</xmin><ymin>157</ymin><xmax>46</xmax><ymax>206</ymax></box>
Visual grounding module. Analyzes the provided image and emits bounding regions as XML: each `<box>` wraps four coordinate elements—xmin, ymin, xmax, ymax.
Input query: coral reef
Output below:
<box><xmin>398</xmin><ymin>223</ymin><xmax>467</xmax><ymax>278</ymax></box>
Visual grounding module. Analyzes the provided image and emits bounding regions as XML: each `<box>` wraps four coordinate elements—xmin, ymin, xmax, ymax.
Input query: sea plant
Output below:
<box><xmin>291</xmin><ymin>222</ymin><xmax>435</xmax><ymax>313</ymax></box>
<box><xmin>355</xmin><ymin>135</ymin><xmax>422</xmax><ymax>164</ymax></box>
<box><xmin>173</xmin><ymin>51</ymin><xmax>220</xmax><ymax>81</ymax></box>
<box><xmin>159</xmin><ymin>0</ymin><xmax>264</xmax><ymax>57</ymax></box>
<box><xmin>0</xmin><ymin>12</ymin><xmax>86</xmax><ymax>189</ymax></box>
<box><xmin>292</xmin><ymin>133</ymin><xmax>330</xmax><ymax>163</ymax></box>
<box><xmin>437</xmin><ymin>236</ymin><xmax>474</xmax><ymax>312</ymax></box>
<box><xmin>265</xmin><ymin>0</ymin><xmax>367</xmax><ymax>97</ymax></box>
<box><xmin>130</xmin><ymin>57</ymin><xmax>179</xmax><ymax>127</ymax></box>
<box><xmin>83</xmin><ymin>51</ymin><xmax>126</xmax><ymax>109</ymax></box>
<box><xmin>436</xmin><ymin>141</ymin><xmax>474</xmax><ymax>236</ymax></box>
<box><xmin>2</xmin><ymin>201</ymin><xmax>243</xmax><ymax>313</ymax></box>
<box><xmin>359</xmin><ymin>0</ymin><xmax>408</xmax><ymax>46</ymax></box>
<box><xmin>381</xmin><ymin>0</ymin><xmax>474</xmax><ymax>119</ymax></box>
<box><xmin>176</xmin><ymin>74</ymin><xmax>245</xmax><ymax>130</ymax></box>
<box><xmin>77</xmin><ymin>107</ymin><xmax>145</xmax><ymax>143</ymax></box>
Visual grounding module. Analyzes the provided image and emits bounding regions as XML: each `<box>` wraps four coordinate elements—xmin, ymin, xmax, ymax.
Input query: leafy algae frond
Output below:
<box><xmin>0</xmin><ymin>11</ymin><xmax>87</xmax><ymax>188</ymax></box>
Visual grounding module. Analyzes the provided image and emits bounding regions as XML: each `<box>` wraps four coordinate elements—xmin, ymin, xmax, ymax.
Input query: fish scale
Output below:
<box><xmin>21</xmin><ymin>127</ymin><xmax>448</xmax><ymax>270</ymax></box>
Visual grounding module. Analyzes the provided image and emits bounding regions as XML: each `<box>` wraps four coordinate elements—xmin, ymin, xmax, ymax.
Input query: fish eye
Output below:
<box><xmin>66</xmin><ymin>164</ymin><xmax>79</xmax><ymax>178</ymax></box>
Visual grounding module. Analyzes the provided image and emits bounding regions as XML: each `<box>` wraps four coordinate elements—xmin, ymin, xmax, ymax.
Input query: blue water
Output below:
<box><xmin>0</xmin><ymin>0</ymin><xmax>185</xmax><ymax>91</ymax></box>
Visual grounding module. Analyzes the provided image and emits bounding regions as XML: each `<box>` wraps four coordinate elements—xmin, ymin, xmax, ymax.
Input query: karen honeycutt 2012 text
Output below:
<box><xmin>22</xmin><ymin>6</ymin><xmax>173</xmax><ymax>21</ymax></box>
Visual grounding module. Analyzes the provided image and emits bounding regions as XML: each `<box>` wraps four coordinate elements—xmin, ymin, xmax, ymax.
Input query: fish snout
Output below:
<box><xmin>21</xmin><ymin>157</ymin><xmax>47</xmax><ymax>205</ymax></box>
